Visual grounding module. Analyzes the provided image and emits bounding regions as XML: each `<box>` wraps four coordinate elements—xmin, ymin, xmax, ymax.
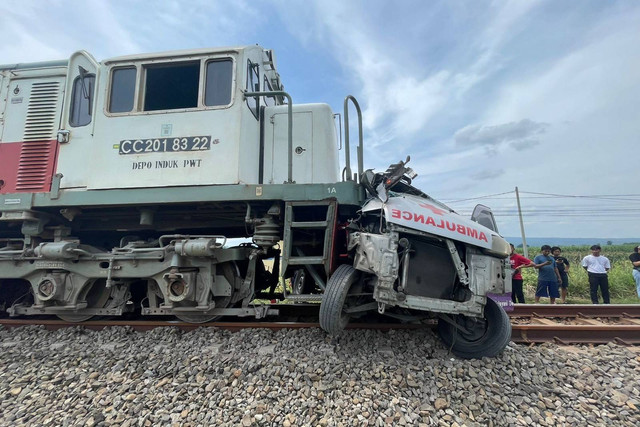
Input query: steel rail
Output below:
<box><xmin>511</xmin><ymin>324</ymin><xmax>640</xmax><ymax>345</ymax></box>
<box><xmin>0</xmin><ymin>318</ymin><xmax>429</xmax><ymax>332</ymax></box>
<box><xmin>509</xmin><ymin>304</ymin><xmax>640</xmax><ymax>318</ymax></box>
<box><xmin>2</xmin><ymin>304</ymin><xmax>640</xmax><ymax>346</ymax></box>
<box><xmin>3</xmin><ymin>318</ymin><xmax>639</xmax><ymax>346</ymax></box>
<box><xmin>264</xmin><ymin>303</ymin><xmax>640</xmax><ymax>319</ymax></box>
<box><xmin>231</xmin><ymin>303</ymin><xmax>640</xmax><ymax>319</ymax></box>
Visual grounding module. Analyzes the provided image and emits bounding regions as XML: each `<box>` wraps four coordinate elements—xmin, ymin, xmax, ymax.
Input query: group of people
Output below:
<box><xmin>509</xmin><ymin>244</ymin><xmax>571</xmax><ymax>304</ymax></box>
<box><xmin>508</xmin><ymin>243</ymin><xmax>637</xmax><ymax>305</ymax></box>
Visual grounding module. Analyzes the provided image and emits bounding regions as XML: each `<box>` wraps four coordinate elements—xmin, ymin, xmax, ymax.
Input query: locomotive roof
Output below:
<box><xmin>103</xmin><ymin>45</ymin><xmax>260</xmax><ymax>64</ymax></box>
<box><xmin>0</xmin><ymin>60</ymin><xmax>68</xmax><ymax>71</ymax></box>
<box><xmin>0</xmin><ymin>45</ymin><xmax>264</xmax><ymax>70</ymax></box>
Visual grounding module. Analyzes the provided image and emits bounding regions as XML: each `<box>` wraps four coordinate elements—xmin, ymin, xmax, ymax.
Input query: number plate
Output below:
<box><xmin>118</xmin><ymin>136</ymin><xmax>212</xmax><ymax>155</ymax></box>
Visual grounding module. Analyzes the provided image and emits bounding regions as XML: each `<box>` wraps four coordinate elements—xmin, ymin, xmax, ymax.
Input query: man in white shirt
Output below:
<box><xmin>581</xmin><ymin>244</ymin><xmax>611</xmax><ymax>304</ymax></box>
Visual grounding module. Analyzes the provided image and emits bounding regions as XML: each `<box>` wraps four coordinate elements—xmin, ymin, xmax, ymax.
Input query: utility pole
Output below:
<box><xmin>515</xmin><ymin>186</ymin><xmax>528</xmax><ymax>259</ymax></box>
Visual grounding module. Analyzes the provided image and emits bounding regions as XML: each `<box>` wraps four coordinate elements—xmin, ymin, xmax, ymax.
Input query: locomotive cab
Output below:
<box><xmin>1</xmin><ymin>46</ymin><xmax>340</xmax><ymax>194</ymax></box>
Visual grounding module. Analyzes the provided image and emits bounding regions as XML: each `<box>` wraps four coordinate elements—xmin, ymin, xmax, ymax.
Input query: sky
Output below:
<box><xmin>1</xmin><ymin>0</ymin><xmax>638</xmax><ymax>239</ymax></box>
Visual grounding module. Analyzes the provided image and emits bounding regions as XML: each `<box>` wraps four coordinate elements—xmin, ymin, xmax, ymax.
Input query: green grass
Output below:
<box><xmin>518</xmin><ymin>243</ymin><xmax>640</xmax><ymax>303</ymax></box>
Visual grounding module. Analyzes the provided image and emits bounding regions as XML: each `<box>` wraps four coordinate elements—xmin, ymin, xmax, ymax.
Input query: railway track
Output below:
<box><xmin>509</xmin><ymin>304</ymin><xmax>640</xmax><ymax>345</ymax></box>
<box><xmin>1</xmin><ymin>304</ymin><xmax>639</xmax><ymax>345</ymax></box>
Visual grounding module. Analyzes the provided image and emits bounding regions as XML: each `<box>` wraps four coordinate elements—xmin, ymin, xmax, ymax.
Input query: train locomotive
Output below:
<box><xmin>0</xmin><ymin>45</ymin><xmax>511</xmax><ymax>358</ymax></box>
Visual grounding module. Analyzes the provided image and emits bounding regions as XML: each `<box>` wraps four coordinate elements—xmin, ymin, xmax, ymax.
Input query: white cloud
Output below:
<box><xmin>269</xmin><ymin>0</ymin><xmax>549</xmax><ymax>164</ymax></box>
<box><xmin>0</xmin><ymin>0</ymin><xmax>140</xmax><ymax>62</ymax></box>
<box><xmin>471</xmin><ymin>169</ymin><xmax>505</xmax><ymax>181</ymax></box>
<box><xmin>0</xmin><ymin>0</ymin><xmax>267</xmax><ymax>64</ymax></box>
<box><xmin>483</xmin><ymin>8</ymin><xmax>640</xmax><ymax>124</ymax></box>
<box><xmin>454</xmin><ymin>119</ymin><xmax>549</xmax><ymax>148</ymax></box>
<box><xmin>1</xmin><ymin>0</ymin><xmax>638</xmax><ymax>238</ymax></box>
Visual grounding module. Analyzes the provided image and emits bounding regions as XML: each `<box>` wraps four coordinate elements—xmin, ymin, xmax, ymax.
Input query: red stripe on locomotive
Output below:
<box><xmin>0</xmin><ymin>139</ymin><xmax>58</xmax><ymax>194</ymax></box>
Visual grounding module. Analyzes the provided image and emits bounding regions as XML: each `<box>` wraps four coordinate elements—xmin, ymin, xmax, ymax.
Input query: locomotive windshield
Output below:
<box><xmin>144</xmin><ymin>61</ymin><xmax>200</xmax><ymax>111</ymax></box>
<box><xmin>109</xmin><ymin>67</ymin><xmax>136</xmax><ymax>113</ymax></box>
<box><xmin>106</xmin><ymin>57</ymin><xmax>234</xmax><ymax>114</ymax></box>
<box><xmin>204</xmin><ymin>59</ymin><xmax>233</xmax><ymax>106</ymax></box>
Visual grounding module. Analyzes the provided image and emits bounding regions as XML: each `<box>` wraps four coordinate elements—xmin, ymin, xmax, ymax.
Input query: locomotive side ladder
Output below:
<box><xmin>282</xmin><ymin>200</ymin><xmax>337</xmax><ymax>301</ymax></box>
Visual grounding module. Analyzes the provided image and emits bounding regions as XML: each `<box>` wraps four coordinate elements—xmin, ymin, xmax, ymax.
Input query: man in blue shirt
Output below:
<box><xmin>533</xmin><ymin>245</ymin><xmax>562</xmax><ymax>304</ymax></box>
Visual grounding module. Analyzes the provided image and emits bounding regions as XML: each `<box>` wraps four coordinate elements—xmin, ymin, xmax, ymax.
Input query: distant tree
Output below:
<box><xmin>607</xmin><ymin>240</ymin><xmax>613</xmax><ymax>246</ymax></box>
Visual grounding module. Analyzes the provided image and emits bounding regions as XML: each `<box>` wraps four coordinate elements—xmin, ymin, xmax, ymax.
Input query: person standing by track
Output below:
<box><xmin>533</xmin><ymin>245</ymin><xmax>562</xmax><ymax>304</ymax></box>
<box><xmin>629</xmin><ymin>245</ymin><xmax>640</xmax><ymax>298</ymax></box>
<box><xmin>509</xmin><ymin>244</ymin><xmax>534</xmax><ymax>303</ymax></box>
<box><xmin>581</xmin><ymin>244</ymin><xmax>611</xmax><ymax>304</ymax></box>
<box><xmin>552</xmin><ymin>246</ymin><xmax>570</xmax><ymax>303</ymax></box>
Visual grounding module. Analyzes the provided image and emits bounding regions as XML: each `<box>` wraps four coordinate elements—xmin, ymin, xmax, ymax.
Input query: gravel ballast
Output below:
<box><xmin>1</xmin><ymin>325</ymin><xmax>639</xmax><ymax>426</ymax></box>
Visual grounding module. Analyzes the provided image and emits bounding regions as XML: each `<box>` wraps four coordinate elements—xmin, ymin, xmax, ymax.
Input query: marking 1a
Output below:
<box><xmin>327</xmin><ymin>187</ymin><xmax>336</xmax><ymax>194</ymax></box>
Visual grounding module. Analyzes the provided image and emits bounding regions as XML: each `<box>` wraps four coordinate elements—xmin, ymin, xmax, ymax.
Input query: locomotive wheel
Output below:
<box><xmin>174</xmin><ymin>262</ymin><xmax>237</xmax><ymax>323</ymax></box>
<box><xmin>174</xmin><ymin>295</ymin><xmax>231</xmax><ymax>324</ymax></box>
<box><xmin>291</xmin><ymin>269</ymin><xmax>313</xmax><ymax>294</ymax></box>
<box><xmin>56</xmin><ymin>280</ymin><xmax>112</xmax><ymax>322</ymax></box>
<box><xmin>319</xmin><ymin>264</ymin><xmax>361</xmax><ymax>335</ymax></box>
<box><xmin>437</xmin><ymin>297</ymin><xmax>511</xmax><ymax>359</ymax></box>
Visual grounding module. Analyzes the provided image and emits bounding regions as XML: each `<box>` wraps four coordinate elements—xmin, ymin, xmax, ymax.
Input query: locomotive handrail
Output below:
<box><xmin>343</xmin><ymin>95</ymin><xmax>364</xmax><ymax>182</ymax></box>
<box><xmin>244</xmin><ymin>90</ymin><xmax>294</xmax><ymax>183</ymax></box>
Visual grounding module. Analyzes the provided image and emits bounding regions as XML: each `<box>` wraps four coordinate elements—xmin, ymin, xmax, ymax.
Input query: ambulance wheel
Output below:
<box><xmin>319</xmin><ymin>264</ymin><xmax>361</xmax><ymax>335</ymax></box>
<box><xmin>437</xmin><ymin>298</ymin><xmax>511</xmax><ymax>359</ymax></box>
<box><xmin>291</xmin><ymin>269</ymin><xmax>313</xmax><ymax>294</ymax></box>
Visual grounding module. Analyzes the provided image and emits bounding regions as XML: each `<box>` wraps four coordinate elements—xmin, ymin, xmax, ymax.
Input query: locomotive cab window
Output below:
<box><xmin>106</xmin><ymin>56</ymin><xmax>235</xmax><ymax>115</ymax></box>
<box><xmin>143</xmin><ymin>61</ymin><xmax>199</xmax><ymax>111</ymax></box>
<box><xmin>205</xmin><ymin>59</ymin><xmax>233</xmax><ymax>106</ymax></box>
<box><xmin>69</xmin><ymin>72</ymin><xmax>95</xmax><ymax>127</ymax></box>
<box><xmin>109</xmin><ymin>67</ymin><xmax>137</xmax><ymax>113</ymax></box>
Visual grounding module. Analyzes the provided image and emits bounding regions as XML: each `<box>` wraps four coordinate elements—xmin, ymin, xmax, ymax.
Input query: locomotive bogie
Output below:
<box><xmin>0</xmin><ymin>236</ymin><xmax>278</xmax><ymax>320</ymax></box>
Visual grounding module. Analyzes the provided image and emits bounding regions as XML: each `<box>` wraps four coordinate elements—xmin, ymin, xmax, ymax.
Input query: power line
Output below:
<box><xmin>497</xmin><ymin>221</ymin><xmax>637</xmax><ymax>225</ymax></box>
<box><xmin>443</xmin><ymin>191</ymin><xmax>640</xmax><ymax>203</ymax></box>
<box><xmin>442</xmin><ymin>190</ymin><xmax>640</xmax><ymax>226</ymax></box>
<box><xmin>520</xmin><ymin>191</ymin><xmax>640</xmax><ymax>198</ymax></box>
<box><xmin>456</xmin><ymin>210</ymin><xmax>638</xmax><ymax>217</ymax></box>
<box><xmin>456</xmin><ymin>208</ymin><xmax>640</xmax><ymax>214</ymax></box>
<box><xmin>443</xmin><ymin>191</ymin><xmax>514</xmax><ymax>203</ymax></box>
